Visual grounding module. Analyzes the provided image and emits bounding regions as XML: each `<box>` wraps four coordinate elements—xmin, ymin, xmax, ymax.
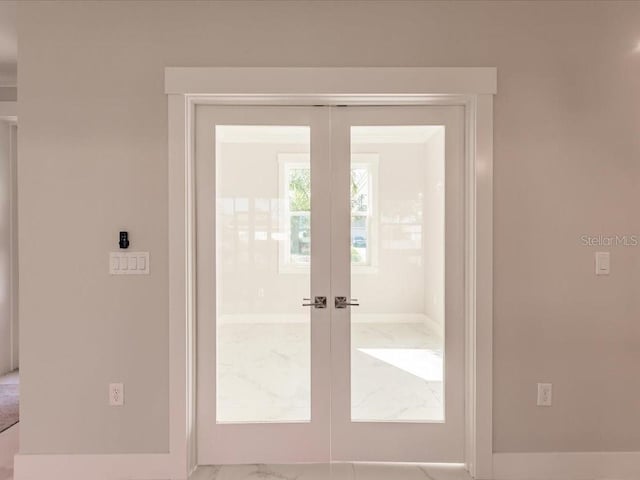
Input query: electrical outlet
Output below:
<box><xmin>537</xmin><ymin>383</ymin><xmax>552</xmax><ymax>406</ymax></box>
<box><xmin>109</xmin><ymin>383</ymin><xmax>124</xmax><ymax>406</ymax></box>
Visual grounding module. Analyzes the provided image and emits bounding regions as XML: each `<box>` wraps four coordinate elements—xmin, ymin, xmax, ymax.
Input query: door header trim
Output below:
<box><xmin>165</xmin><ymin>67</ymin><xmax>497</xmax><ymax>96</ymax></box>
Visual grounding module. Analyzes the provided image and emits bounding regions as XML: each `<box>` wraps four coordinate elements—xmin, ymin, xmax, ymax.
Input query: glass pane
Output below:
<box><xmin>290</xmin><ymin>214</ymin><xmax>310</xmax><ymax>264</ymax></box>
<box><xmin>216</xmin><ymin>126</ymin><xmax>311</xmax><ymax>423</ymax></box>
<box><xmin>351</xmin><ymin>216</ymin><xmax>368</xmax><ymax>265</ymax></box>
<box><xmin>350</xmin><ymin>125</ymin><xmax>446</xmax><ymax>422</ymax></box>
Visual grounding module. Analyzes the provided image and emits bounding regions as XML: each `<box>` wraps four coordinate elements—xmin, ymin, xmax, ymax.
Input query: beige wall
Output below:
<box><xmin>17</xmin><ymin>0</ymin><xmax>640</xmax><ymax>455</ymax></box>
<box><xmin>0</xmin><ymin>88</ymin><xmax>17</xmax><ymax>102</ymax></box>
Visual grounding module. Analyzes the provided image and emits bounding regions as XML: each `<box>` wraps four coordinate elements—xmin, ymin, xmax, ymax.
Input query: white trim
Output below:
<box><xmin>14</xmin><ymin>453</ymin><xmax>182</xmax><ymax>480</ymax></box>
<box><xmin>0</xmin><ymin>425</ymin><xmax>18</xmax><ymax>478</ymax></box>
<box><xmin>166</xmin><ymin>68</ymin><xmax>494</xmax><ymax>480</ymax></box>
<box><xmin>168</xmin><ymin>93</ymin><xmax>194</xmax><ymax>479</ymax></box>
<box><xmin>493</xmin><ymin>452</ymin><xmax>640</xmax><ymax>480</ymax></box>
<box><xmin>9</xmin><ymin>122</ymin><xmax>18</xmax><ymax>370</ymax></box>
<box><xmin>465</xmin><ymin>94</ymin><xmax>494</xmax><ymax>479</ymax></box>
<box><xmin>165</xmin><ymin>67</ymin><xmax>497</xmax><ymax>95</ymax></box>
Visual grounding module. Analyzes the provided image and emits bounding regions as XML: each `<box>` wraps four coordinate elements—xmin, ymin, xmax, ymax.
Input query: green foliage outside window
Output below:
<box><xmin>288</xmin><ymin>166</ymin><xmax>370</xmax><ymax>266</ymax></box>
<box><xmin>288</xmin><ymin>168</ymin><xmax>311</xmax><ymax>212</ymax></box>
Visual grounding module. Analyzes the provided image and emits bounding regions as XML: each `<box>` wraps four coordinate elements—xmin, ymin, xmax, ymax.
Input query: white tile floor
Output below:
<box><xmin>217</xmin><ymin>315</ymin><xmax>444</xmax><ymax>423</ymax></box>
<box><xmin>191</xmin><ymin>463</ymin><xmax>471</xmax><ymax>480</ymax></box>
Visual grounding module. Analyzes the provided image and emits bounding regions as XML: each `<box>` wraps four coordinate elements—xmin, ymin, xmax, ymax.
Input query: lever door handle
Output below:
<box><xmin>302</xmin><ymin>296</ymin><xmax>327</xmax><ymax>309</ymax></box>
<box><xmin>335</xmin><ymin>296</ymin><xmax>359</xmax><ymax>309</ymax></box>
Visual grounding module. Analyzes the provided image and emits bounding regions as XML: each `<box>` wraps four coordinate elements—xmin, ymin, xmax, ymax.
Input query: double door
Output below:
<box><xmin>195</xmin><ymin>105</ymin><xmax>465</xmax><ymax>464</ymax></box>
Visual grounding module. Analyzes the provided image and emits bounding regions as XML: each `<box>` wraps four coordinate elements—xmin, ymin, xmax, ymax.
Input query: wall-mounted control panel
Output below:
<box><xmin>110</xmin><ymin>252</ymin><xmax>149</xmax><ymax>275</ymax></box>
<box><xmin>119</xmin><ymin>231</ymin><xmax>130</xmax><ymax>249</ymax></box>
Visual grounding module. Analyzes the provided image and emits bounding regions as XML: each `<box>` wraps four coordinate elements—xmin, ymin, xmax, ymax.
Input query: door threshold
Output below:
<box><xmin>190</xmin><ymin>462</ymin><xmax>470</xmax><ymax>480</ymax></box>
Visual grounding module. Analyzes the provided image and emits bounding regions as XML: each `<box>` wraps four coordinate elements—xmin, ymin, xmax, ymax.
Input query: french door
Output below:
<box><xmin>195</xmin><ymin>105</ymin><xmax>465</xmax><ymax>465</ymax></box>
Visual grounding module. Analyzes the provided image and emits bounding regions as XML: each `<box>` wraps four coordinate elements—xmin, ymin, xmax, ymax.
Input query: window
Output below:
<box><xmin>279</xmin><ymin>154</ymin><xmax>311</xmax><ymax>271</ymax></box>
<box><xmin>350</xmin><ymin>155</ymin><xmax>378</xmax><ymax>267</ymax></box>
<box><xmin>279</xmin><ymin>153</ymin><xmax>378</xmax><ymax>271</ymax></box>
<box><xmin>286</xmin><ymin>163</ymin><xmax>311</xmax><ymax>266</ymax></box>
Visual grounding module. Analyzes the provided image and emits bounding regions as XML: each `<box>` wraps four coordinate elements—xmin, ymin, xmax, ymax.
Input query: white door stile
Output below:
<box><xmin>329</xmin><ymin>106</ymin><xmax>466</xmax><ymax>462</ymax></box>
<box><xmin>195</xmin><ymin>106</ymin><xmax>332</xmax><ymax>465</ymax></box>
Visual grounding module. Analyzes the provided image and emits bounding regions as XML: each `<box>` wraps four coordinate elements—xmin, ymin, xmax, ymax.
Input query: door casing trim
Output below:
<box><xmin>166</xmin><ymin>67</ymin><xmax>495</xmax><ymax>480</ymax></box>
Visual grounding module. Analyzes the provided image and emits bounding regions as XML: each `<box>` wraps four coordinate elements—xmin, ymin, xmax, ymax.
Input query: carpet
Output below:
<box><xmin>0</xmin><ymin>384</ymin><xmax>18</xmax><ymax>433</ymax></box>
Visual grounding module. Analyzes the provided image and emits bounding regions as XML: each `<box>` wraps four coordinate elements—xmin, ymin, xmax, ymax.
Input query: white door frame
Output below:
<box><xmin>166</xmin><ymin>68</ymin><xmax>496</xmax><ymax>480</ymax></box>
<box><xmin>0</xmin><ymin>101</ymin><xmax>18</xmax><ymax>372</ymax></box>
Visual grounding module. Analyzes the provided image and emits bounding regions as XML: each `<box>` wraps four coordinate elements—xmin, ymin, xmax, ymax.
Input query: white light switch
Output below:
<box><xmin>110</xmin><ymin>252</ymin><xmax>149</xmax><ymax>275</ymax></box>
<box><xmin>595</xmin><ymin>251</ymin><xmax>610</xmax><ymax>275</ymax></box>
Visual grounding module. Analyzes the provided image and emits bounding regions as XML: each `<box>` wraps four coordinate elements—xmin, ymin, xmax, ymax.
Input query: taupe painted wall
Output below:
<box><xmin>0</xmin><ymin>88</ymin><xmax>17</xmax><ymax>102</ymax></box>
<box><xmin>18</xmin><ymin>0</ymin><xmax>640</xmax><ymax>454</ymax></box>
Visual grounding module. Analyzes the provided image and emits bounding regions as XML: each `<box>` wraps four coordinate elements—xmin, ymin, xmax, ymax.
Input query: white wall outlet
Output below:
<box><xmin>109</xmin><ymin>383</ymin><xmax>124</xmax><ymax>406</ymax></box>
<box><xmin>537</xmin><ymin>383</ymin><xmax>552</xmax><ymax>406</ymax></box>
<box><xmin>595</xmin><ymin>251</ymin><xmax>610</xmax><ymax>275</ymax></box>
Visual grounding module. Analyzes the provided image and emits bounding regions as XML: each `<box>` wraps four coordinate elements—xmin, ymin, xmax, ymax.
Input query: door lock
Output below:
<box><xmin>335</xmin><ymin>296</ymin><xmax>359</xmax><ymax>309</ymax></box>
<box><xmin>302</xmin><ymin>296</ymin><xmax>327</xmax><ymax>309</ymax></box>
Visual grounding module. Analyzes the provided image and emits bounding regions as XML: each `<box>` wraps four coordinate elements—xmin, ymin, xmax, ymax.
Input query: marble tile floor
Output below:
<box><xmin>191</xmin><ymin>463</ymin><xmax>471</xmax><ymax>480</ymax></box>
<box><xmin>217</xmin><ymin>317</ymin><xmax>444</xmax><ymax>423</ymax></box>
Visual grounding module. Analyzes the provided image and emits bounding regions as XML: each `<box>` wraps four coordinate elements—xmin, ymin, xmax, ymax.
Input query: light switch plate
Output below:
<box><xmin>110</xmin><ymin>252</ymin><xmax>149</xmax><ymax>275</ymax></box>
<box><xmin>595</xmin><ymin>251</ymin><xmax>610</xmax><ymax>275</ymax></box>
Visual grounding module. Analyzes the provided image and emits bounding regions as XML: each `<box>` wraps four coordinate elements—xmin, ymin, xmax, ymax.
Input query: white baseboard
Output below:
<box><xmin>14</xmin><ymin>452</ymin><xmax>187</xmax><ymax>480</ymax></box>
<box><xmin>16</xmin><ymin>451</ymin><xmax>640</xmax><ymax>480</ymax></box>
<box><xmin>0</xmin><ymin>424</ymin><xmax>19</xmax><ymax>477</ymax></box>
<box><xmin>493</xmin><ymin>452</ymin><xmax>640</xmax><ymax>480</ymax></box>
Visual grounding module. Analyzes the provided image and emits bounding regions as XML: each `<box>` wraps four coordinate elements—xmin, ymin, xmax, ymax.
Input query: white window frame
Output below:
<box><xmin>164</xmin><ymin>68</ymin><xmax>496</xmax><ymax>480</ymax></box>
<box><xmin>350</xmin><ymin>154</ymin><xmax>379</xmax><ymax>272</ymax></box>
<box><xmin>278</xmin><ymin>153</ymin><xmax>312</xmax><ymax>273</ymax></box>
<box><xmin>278</xmin><ymin>152</ymin><xmax>380</xmax><ymax>273</ymax></box>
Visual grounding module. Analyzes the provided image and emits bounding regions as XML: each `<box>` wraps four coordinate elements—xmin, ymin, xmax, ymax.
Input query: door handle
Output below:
<box><xmin>334</xmin><ymin>296</ymin><xmax>359</xmax><ymax>309</ymax></box>
<box><xmin>302</xmin><ymin>296</ymin><xmax>327</xmax><ymax>309</ymax></box>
